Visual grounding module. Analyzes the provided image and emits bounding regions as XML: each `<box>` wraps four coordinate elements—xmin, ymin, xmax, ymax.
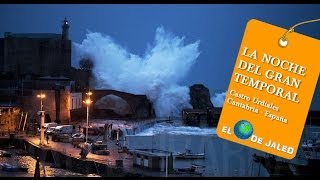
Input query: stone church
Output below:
<box><xmin>0</xmin><ymin>18</ymin><xmax>71</xmax><ymax>79</ymax></box>
<box><xmin>0</xmin><ymin>18</ymin><xmax>74</xmax><ymax>132</ymax></box>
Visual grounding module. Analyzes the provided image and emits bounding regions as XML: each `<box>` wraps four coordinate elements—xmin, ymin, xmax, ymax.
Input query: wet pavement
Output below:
<box><xmin>26</xmin><ymin>135</ymin><xmax>129</xmax><ymax>166</ymax></box>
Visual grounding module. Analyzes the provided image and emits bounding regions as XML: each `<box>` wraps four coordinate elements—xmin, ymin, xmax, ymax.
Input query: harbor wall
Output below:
<box><xmin>0</xmin><ymin>137</ymin><xmax>135</xmax><ymax>177</ymax></box>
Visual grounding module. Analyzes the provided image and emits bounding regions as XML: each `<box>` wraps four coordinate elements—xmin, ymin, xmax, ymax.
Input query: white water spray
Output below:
<box><xmin>211</xmin><ymin>92</ymin><xmax>226</xmax><ymax>107</ymax></box>
<box><xmin>73</xmin><ymin>27</ymin><xmax>200</xmax><ymax>117</ymax></box>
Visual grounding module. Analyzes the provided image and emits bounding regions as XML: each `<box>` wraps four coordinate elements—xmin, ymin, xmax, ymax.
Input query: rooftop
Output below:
<box><xmin>38</xmin><ymin>76</ymin><xmax>70</xmax><ymax>80</ymax></box>
<box><xmin>4</xmin><ymin>32</ymin><xmax>61</xmax><ymax>39</ymax></box>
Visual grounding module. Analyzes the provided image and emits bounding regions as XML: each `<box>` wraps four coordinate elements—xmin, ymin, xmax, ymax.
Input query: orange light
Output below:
<box><xmin>83</xmin><ymin>99</ymin><xmax>92</xmax><ymax>105</ymax></box>
<box><xmin>37</xmin><ymin>94</ymin><xmax>46</xmax><ymax>98</ymax></box>
<box><xmin>86</xmin><ymin>91</ymin><xmax>93</xmax><ymax>96</ymax></box>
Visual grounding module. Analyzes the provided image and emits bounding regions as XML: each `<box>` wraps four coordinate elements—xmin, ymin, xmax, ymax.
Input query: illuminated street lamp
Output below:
<box><xmin>86</xmin><ymin>91</ymin><xmax>93</xmax><ymax>96</ymax></box>
<box><xmin>37</xmin><ymin>91</ymin><xmax>46</xmax><ymax>145</ymax></box>
<box><xmin>37</xmin><ymin>92</ymin><xmax>46</xmax><ymax>111</ymax></box>
<box><xmin>83</xmin><ymin>91</ymin><xmax>93</xmax><ymax>143</ymax></box>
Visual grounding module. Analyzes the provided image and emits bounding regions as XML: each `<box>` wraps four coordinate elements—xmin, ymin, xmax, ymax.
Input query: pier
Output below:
<box><xmin>0</xmin><ymin>118</ymin><xmax>206</xmax><ymax>177</ymax></box>
<box><xmin>22</xmin><ymin>134</ymin><xmax>168</xmax><ymax>177</ymax></box>
<box><xmin>0</xmin><ymin>120</ymin><xmax>172</xmax><ymax>177</ymax></box>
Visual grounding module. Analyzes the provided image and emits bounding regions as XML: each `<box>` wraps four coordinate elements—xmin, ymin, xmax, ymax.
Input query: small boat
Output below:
<box><xmin>174</xmin><ymin>164</ymin><xmax>203</xmax><ymax>175</ymax></box>
<box><xmin>191</xmin><ymin>163</ymin><xmax>206</xmax><ymax>168</ymax></box>
<box><xmin>175</xmin><ymin>149</ymin><xmax>205</xmax><ymax>159</ymax></box>
<box><xmin>0</xmin><ymin>150</ymin><xmax>11</xmax><ymax>157</ymax></box>
<box><xmin>0</xmin><ymin>163</ymin><xmax>28</xmax><ymax>172</ymax></box>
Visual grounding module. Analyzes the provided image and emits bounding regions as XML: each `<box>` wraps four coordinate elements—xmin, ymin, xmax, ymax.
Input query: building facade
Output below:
<box><xmin>0</xmin><ymin>18</ymin><xmax>71</xmax><ymax>79</ymax></box>
<box><xmin>71</xmin><ymin>92</ymin><xmax>82</xmax><ymax>110</ymax></box>
<box><xmin>17</xmin><ymin>89</ymin><xmax>71</xmax><ymax>125</ymax></box>
<box><xmin>0</xmin><ymin>18</ymin><xmax>74</xmax><ymax>130</ymax></box>
<box><xmin>0</xmin><ymin>106</ymin><xmax>20</xmax><ymax>134</ymax></box>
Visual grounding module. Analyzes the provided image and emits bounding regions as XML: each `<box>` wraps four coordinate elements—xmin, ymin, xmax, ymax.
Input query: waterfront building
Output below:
<box><xmin>130</xmin><ymin>149</ymin><xmax>173</xmax><ymax>172</ymax></box>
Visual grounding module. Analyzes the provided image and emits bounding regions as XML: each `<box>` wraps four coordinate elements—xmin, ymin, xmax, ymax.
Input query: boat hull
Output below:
<box><xmin>1</xmin><ymin>164</ymin><xmax>28</xmax><ymax>172</ymax></box>
<box><xmin>0</xmin><ymin>150</ymin><xmax>11</xmax><ymax>157</ymax></box>
<box><xmin>175</xmin><ymin>155</ymin><xmax>205</xmax><ymax>160</ymax></box>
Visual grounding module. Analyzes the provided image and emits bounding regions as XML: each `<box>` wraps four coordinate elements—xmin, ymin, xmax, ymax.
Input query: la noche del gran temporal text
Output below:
<box><xmin>232</xmin><ymin>47</ymin><xmax>306</xmax><ymax>104</ymax></box>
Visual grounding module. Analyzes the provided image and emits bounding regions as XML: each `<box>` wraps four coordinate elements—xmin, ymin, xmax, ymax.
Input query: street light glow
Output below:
<box><xmin>86</xmin><ymin>91</ymin><xmax>93</xmax><ymax>96</ymax></box>
<box><xmin>37</xmin><ymin>94</ymin><xmax>46</xmax><ymax>99</ymax></box>
<box><xmin>37</xmin><ymin>92</ymin><xmax>46</xmax><ymax>111</ymax></box>
<box><xmin>37</xmin><ymin>91</ymin><xmax>46</xmax><ymax>145</ymax></box>
<box><xmin>83</xmin><ymin>91</ymin><xmax>93</xmax><ymax>144</ymax></box>
<box><xmin>83</xmin><ymin>99</ymin><xmax>92</xmax><ymax>105</ymax></box>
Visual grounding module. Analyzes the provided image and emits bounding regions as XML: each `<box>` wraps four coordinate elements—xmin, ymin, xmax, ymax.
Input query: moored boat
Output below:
<box><xmin>0</xmin><ymin>150</ymin><xmax>11</xmax><ymax>157</ymax></box>
<box><xmin>175</xmin><ymin>149</ymin><xmax>205</xmax><ymax>159</ymax></box>
<box><xmin>0</xmin><ymin>163</ymin><xmax>28</xmax><ymax>172</ymax></box>
<box><xmin>252</xmin><ymin>129</ymin><xmax>320</xmax><ymax>176</ymax></box>
<box><xmin>174</xmin><ymin>163</ymin><xmax>205</xmax><ymax>175</ymax></box>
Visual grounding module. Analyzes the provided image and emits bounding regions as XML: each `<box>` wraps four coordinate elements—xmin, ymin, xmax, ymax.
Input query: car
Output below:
<box><xmin>83</xmin><ymin>127</ymin><xmax>101</xmax><ymax>135</ymax></box>
<box><xmin>72</xmin><ymin>133</ymin><xmax>85</xmax><ymax>140</ymax></box>
<box><xmin>53</xmin><ymin>125</ymin><xmax>73</xmax><ymax>135</ymax></box>
<box><xmin>46</xmin><ymin>127</ymin><xmax>56</xmax><ymax>135</ymax></box>
<box><xmin>38</xmin><ymin>122</ymin><xmax>58</xmax><ymax>133</ymax></box>
<box><xmin>71</xmin><ymin>133</ymin><xmax>85</xmax><ymax>147</ymax></box>
<box><xmin>87</xmin><ymin>138</ymin><xmax>94</xmax><ymax>143</ymax></box>
<box><xmin>52</xmin><ymin>133</ymin><xmax>71</xmax><ymax>142</ymax></box>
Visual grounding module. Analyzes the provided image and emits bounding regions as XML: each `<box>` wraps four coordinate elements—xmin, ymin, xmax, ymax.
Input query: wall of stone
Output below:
<box><xmin>70</xmin><ymin>68</ymin><xmax>90</xmax><ymax>92</ymax></box>
<box><xmin>17</xmin><ymin>89</ymin><xmax>70</xmax><ymax>125</ymax></box>
<box><xmin>70</xmin><ymin>90</ymin><xmax>155</xmax><ymax>120</ymax></box>
<box><xmin>0</xmin><ymin>107</ymin><xmax>21</xmax><ymax>133</ymax></box>
<box><xmin>3</xmin><ymin>37</ymin><xmax>71</xmax><ymax>78</ymax></box>
<box><xmin>59</xmin><ymin>90</ymin><xmax>71</xmax><ymax>124</ymax></box>
<box><xmin>89</xmin><ymin>90</ymin><xmax>155</xmax><ymax>119</ymax></box>
<box><xmin>0</xmin><ymin>38</ymin><xmax>4</xmax><ymax>71</ymax></box>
